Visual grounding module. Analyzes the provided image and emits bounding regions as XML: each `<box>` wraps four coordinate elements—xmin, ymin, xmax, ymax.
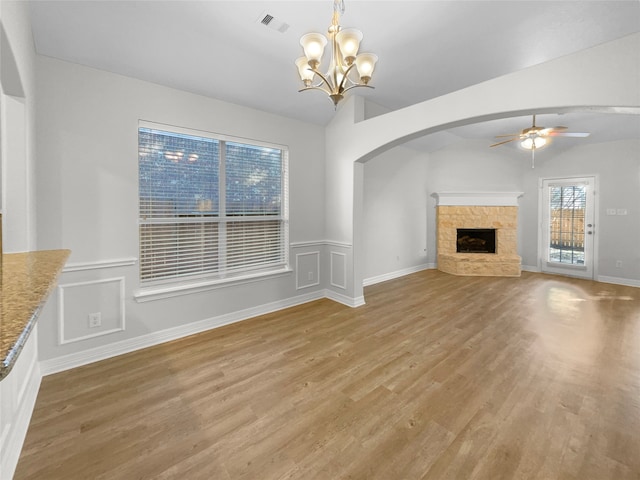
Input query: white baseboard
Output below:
<box><xmin>41</xmin><ymin>290</ymin><xmax>325</xmax><ymax>376</ymax></box>
<box><xmin>363</xmin><ymin>263</ymin><xmax>434</xmax><ymax>287</ymax></box>
<box><xmin>597</xmin><ymin>275</ymin><xmax>640</xmax><ymax>288</ymax></box>
<box><xmin>521</xmin><ymin>265</ymin><xmax>639</xmax><ymax>288</ymax></box>
<box><xmin>324</xmin><ymin>289</ymin><xmax>365</xmax><ymax>308</ymax></box>
<box><xmin>521</xmin><ymin>264</ymin><xmax>540</xmax><ymax>273</ymax></box>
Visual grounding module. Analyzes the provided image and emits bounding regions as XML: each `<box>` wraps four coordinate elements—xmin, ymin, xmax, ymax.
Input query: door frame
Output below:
<box><xmin>537</xmin><ymin>175</ymin><xmax>599</xmax><ymax>280</ymax></box>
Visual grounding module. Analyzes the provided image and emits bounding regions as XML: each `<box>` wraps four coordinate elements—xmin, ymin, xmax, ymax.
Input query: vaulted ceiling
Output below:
<box><xmin>29</xmin><ymin>1</ymin><xmax>640</xmax><ymax>152</ymax></box>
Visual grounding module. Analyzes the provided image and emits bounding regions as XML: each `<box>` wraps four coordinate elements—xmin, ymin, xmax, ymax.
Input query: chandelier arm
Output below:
<box><xmin>336</xmin><ymin>62</ymin><xmax>358</xmax><ymax>92</ymax></box>
<box><xmin>341</xmin><ymin>83</ymin><xmax>375</xmax><ymax>94</ymax></box>
<box><xmin>298</xmin><ymin>85</ymin><xmax>332</xmax><ymax>94</ymax></box>
<box><xmin>310</xmin><ymin>68</ymin><xmax>336</xmax><ymax>92</ymax></box>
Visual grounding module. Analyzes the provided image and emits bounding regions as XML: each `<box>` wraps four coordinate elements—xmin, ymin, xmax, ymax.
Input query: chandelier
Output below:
<box><xmin>295</xmin><ymin>0</ymin><xmax>378</xmax><ymax>107</ymax></box>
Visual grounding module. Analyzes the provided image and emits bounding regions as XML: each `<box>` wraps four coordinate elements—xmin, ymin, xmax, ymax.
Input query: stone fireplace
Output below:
<box><xmin>434</xmin><ymin>192</ymin><xmax>523</xmax><ymax>277</ymax></box>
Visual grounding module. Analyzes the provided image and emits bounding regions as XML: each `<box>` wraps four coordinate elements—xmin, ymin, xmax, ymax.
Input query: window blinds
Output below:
<box><xmin>139</xmin><ymin>125</ymin><xmax>288</xmax><ymax>282</ymax></box>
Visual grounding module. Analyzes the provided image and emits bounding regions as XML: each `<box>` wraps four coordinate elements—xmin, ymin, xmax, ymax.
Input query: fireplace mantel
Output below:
<box><xmin>433</xmin><ymin>192</ymin><xmax>524</xmax><ymax>207</ymax></box>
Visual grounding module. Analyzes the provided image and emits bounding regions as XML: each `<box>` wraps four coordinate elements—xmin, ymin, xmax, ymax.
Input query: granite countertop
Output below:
<box><xmin>0</xmin><ymin>249</ymin><xmax>70</xmax><ymax>379</ymax></box>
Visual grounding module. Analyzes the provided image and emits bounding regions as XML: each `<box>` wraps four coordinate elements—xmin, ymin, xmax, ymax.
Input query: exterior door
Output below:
<box><xmin>541</xmin><ymin>177</ymin><xmax>596</xmax><ymax>279</ymax></box>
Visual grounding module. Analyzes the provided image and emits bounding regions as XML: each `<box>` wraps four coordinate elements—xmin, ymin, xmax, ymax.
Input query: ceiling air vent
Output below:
<box><xmin>257</xmin><ymin>12</ymin><xmax>290</xmax><ymax>34</ymax></box>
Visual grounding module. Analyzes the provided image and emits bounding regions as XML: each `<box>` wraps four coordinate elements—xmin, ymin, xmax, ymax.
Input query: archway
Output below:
<box><xmin>324</xmin><ymin>33</ymin><xmax>640</xmax><ymax>305</ymax></box>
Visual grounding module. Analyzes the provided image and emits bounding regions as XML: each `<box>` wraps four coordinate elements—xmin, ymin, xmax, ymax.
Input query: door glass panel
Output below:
<box><xmin>548</xmin><ymin>185</ymin><xmax>586</xmax><ymax>265</ymax></box>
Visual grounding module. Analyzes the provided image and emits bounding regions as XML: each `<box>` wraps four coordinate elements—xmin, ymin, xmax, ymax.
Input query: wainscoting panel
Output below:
<box><xmin>330</xmin><ymin>251</ymin><xmax>347</xmax><ymax>290</ymax></box>
<box><xmin>58</xmin><ymin>277</ymin><xmax>126</xmax><ymax>345</ymax></box>
<box><xmin>41</xmin><ymin>289</ymin><xmax>326</xmax><ymax>376</ymax></box>
<box><xmin>295</xmin><ymin>251</ymin><xmax>320</xmax><ymax>290</ymax></box>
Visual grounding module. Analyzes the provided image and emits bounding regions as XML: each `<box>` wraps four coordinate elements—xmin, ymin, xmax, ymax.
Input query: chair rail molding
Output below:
<box><xmin>63</xmin><ymin>257</ymin><xmax>138</xmax><ymax>272</ymax></box>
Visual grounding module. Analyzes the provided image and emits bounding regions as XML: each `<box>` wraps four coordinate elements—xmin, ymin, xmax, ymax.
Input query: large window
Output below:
<box><xmin>138</xmin><ymin>122</ymin><xmax>288</xmax><ymax>284</ymax></box>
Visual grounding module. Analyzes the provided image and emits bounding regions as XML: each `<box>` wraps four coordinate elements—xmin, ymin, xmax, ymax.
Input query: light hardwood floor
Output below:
<box><xmin>15</xmin><ymin>270</ymin><xmax>640</xmax><ymax>479</ymax></box>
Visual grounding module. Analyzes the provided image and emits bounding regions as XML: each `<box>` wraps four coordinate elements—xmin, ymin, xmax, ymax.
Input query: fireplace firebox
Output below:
<box><xmin>456</xmin><ymin>228</ymin><xmax>496</xmax><ymax>253</ymax></box>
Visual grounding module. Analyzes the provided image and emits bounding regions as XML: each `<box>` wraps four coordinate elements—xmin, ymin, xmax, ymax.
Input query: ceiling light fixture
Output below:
<box><xmin>517</xmin><ymin>135</ymin><xmax>546</xmax><ymax>168</ymax></box>
<box><xmin>295</xmin><ymin>0</ymin><xmax>378</xmax><ymax>108</ymax></box>
<box><xmin>492</xmin><ymin>115</ymin><xmax>590</xmax><ymax>169</ymax></box>
<box><xmin>520</xmin><ymin>135</ymin><xmax>547</xmax><ymax>150</ymax></box>
<box><xmin>520</xmin><ymin>132</ymin><xmax>547</xmax><ymax>168</ymax></box>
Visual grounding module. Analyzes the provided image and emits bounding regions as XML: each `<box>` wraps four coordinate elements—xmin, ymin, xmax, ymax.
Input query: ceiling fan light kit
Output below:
<box><xmin>491</xmin><ymin>114</ymin><xmax>590</xmax><ymax>168</ymax></box>
<box><xmin>520</xmin><ymin>136</ymin><xmax>547</xmax><ymax>150</ymax></box>
<box><xmin>295</xmin><ymin>0</ymin><xmax>378</xmax><ymax>107</ymax></box>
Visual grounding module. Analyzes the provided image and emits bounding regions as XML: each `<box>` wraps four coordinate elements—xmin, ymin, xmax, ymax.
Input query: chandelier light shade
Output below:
<box><xmin>295</xmin><ymin>0</ymin><xmax>378</xmax><ymax>107</ymax></box>
<box><xmin>295</xmin><ymin>57</ymin><xmax>315</xmax><ymax>85</ymax></box>
<box><xmin>335</xmin><ymin>28</ymin><xmax>362</xmax><ymax>63</ymax></box>
<box><xmin>300</xmin><ymin>33</ymin><xmax>327</xmax><ymax>67</ymax></box>
<box><xmin>355</xmin><ymin>52</ymin><xmax>377</xmax><ymax>84</ymax></box>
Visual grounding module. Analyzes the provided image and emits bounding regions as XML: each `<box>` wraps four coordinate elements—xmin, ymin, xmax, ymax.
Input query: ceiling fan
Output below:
<box><xmin>490</xmin><ymin>115</ymin><xmax>590</xmax><ymax>167</ymax></box>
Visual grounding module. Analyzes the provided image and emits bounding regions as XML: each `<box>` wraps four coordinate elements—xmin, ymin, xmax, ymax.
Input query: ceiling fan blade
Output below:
<box><xmin>490</xmin><ymin>138</ymin><xmax>519</xmax><ymax>147</ymax></box>
<box><xmin>538</xmin><ymin>125</ymin><xmax>568</xmax><ymax>136</ymax></box>
<box><xmin>548</xmin><ymin>132</ymin><xmax>590</xmax><ymax>137</ymax></box>
<box><xmin>491</xmin><ymin>119</ymin><xmax>588</xmax><ymax>148</ymax></box>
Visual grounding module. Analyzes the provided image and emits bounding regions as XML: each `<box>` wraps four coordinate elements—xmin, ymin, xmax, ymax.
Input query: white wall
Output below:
<box><xmin>362</xmin><ymin>145</ymin><xmax>430</xmax><ymax>282</ymax></box>
<box><xmin>35</xmin><ymin>56</ymin><xmax>327</xmax><ymax>365</ymax></box>
<box><xmin>321</xmin><ymin>96</ymin><xmax>364</xmax><ymax>303</ymax></box>
<box><xmin>519</xmin><ymin>139</ymin><xmax>640</xmax><ymax>283</ymax></box>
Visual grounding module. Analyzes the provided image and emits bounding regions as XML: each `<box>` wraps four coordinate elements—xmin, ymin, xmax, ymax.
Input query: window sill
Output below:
<box><xmin>134</xmin><ymin>267</ymin><xmax>293</xmax><ymax>303</ymax></box>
